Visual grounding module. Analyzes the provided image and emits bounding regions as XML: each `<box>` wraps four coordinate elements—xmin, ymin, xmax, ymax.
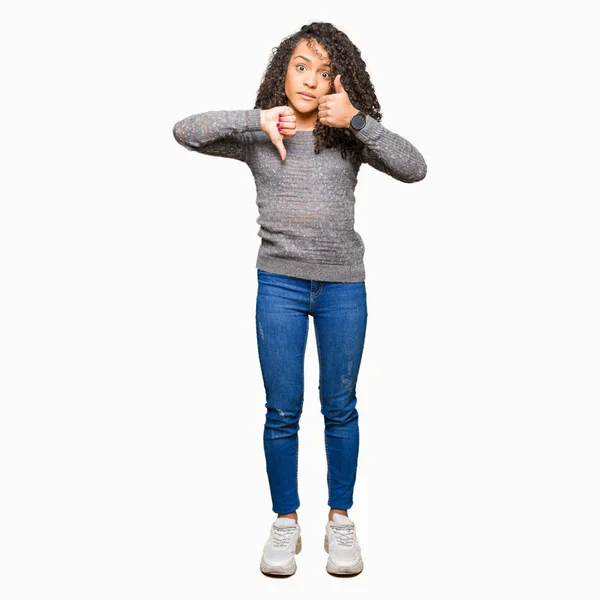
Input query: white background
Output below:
<box><xmin>1</xmin><ymin>1</ymin><xmax>598</xmax><ymax>598</ymax></box>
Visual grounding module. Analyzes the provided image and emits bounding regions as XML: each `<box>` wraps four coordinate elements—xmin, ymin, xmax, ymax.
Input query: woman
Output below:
<box><xmin>173</xmin><ymin>21</ymin><xmax>427</xmax><ymax>577</ymax></box>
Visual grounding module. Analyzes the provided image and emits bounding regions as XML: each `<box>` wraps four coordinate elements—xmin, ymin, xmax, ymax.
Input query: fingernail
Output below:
<box><xmin>279</xmin><ymin>113</ymin><xmax>282</xmax><ymax>117</ymax></box>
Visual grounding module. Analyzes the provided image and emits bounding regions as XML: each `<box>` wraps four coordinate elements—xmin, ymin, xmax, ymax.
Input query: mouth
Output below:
<box><xmin>298</xmin><ymin>92</ymin><xmax>316</xmax><ymax>100</ymax></box>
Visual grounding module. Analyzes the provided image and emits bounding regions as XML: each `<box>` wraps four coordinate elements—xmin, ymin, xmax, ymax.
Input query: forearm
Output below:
<box><xmin>355</xmin><ymin>116</ymin><xmax>427</xmax><ymax>183</ymax></box>
<box><xmin>173</xmin><ymin>109</ymin><xmax>263</xmax><ymax>160</ymax></box>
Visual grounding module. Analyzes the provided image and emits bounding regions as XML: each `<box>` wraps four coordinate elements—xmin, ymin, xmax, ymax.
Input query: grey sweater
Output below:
<box><xmin>173</xmin><ymin>108</ymin><xmax>426</xmax><ymax>282</ymax></box>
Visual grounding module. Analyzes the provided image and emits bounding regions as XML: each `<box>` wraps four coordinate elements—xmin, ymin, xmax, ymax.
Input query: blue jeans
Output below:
<box><xmin>255</xmin><ymin>268</ymin><xmax>368</xmax><ymax>514</ymax></box>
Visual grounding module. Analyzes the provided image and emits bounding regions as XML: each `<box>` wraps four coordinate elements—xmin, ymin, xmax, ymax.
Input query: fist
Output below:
<box><xmin>261</xmin><ymin>106</ymin><xmax>296</xmax><ymax>160</ymax></box>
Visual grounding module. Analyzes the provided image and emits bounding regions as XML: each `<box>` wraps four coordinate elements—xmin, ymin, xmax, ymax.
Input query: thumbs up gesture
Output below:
<box><xmin>317</xmin><ymin>74</ymin><xmax>358</xmax><ymax>129</ymax></box>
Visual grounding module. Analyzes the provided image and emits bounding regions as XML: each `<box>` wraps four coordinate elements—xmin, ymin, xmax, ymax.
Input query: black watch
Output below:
<box><xmin>349</xmin><ymin>111</ymin><xmax>367</xmax><ymax>132</ymax></box>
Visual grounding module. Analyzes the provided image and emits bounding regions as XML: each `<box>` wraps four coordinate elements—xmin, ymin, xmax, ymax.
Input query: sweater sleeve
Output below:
<box><xmin>354</xmin><ymin>116</ymin><xmax>427</xmax><ymax>183</ymax></box>
<box><xmin>172</xmin><ymin>109</ymin><xmax>263</xmax><ymax>163</ymax></box>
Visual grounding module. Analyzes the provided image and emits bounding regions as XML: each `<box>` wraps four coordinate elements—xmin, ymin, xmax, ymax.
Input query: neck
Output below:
<box><xmin>289</xmin><ymin>106</ymin><xmax>317</xmax><ymax>131</ymax></box>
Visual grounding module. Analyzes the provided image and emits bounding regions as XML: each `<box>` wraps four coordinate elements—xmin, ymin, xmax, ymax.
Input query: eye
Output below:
<box><xmin>295</xmin><ymin>64</ymin><xmax>331</xmax><ymax>79</ymax></box>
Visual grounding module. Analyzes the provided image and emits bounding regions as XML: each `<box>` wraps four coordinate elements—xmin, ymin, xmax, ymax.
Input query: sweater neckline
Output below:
<box><xmin>256</xmin><ymin>130</ymin><xmax>313</xmax><ymax>142</ymax></box>
<box><xmin>282</xmin><ymin>130</ymin><xmax>315</xmax><ymax>143</ymax></box>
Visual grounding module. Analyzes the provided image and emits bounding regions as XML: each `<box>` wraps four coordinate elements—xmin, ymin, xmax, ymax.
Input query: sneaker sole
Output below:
<box><xmin>260</xmin><ymin>536</ymin><xmax>302</xmax><ymax>576</ymax></box>
<box><xmin>324</xmin><ymin>535</ymin><xmax>363</xmax><ymax>575</ymax></box>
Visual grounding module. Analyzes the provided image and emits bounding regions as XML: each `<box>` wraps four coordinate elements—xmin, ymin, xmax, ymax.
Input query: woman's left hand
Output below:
<box><xmin>317</xmin><ymin>74</ymin><xmax>357</xmax><ymax>129</ymax></box>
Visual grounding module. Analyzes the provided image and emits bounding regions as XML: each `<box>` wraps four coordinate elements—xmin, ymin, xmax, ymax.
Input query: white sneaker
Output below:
<box><xmin>324</xmin><ymin>513</ymin><xmax>364</xmax><ymax>575</ymax></box>
<box><xmin>260</xmin><ymin>517</ymin><xmax>302</xmax><ymax>576</ymax></box>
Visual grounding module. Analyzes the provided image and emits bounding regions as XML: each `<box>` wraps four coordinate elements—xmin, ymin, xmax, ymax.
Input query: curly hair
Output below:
<box><xmin>253</xmin><ymin>22</ymin><xmax>383</xmax><ymax>164</ymax></box>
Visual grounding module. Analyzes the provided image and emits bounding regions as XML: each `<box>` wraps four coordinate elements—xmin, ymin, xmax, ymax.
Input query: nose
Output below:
<box><xmin>303</xmin><ymin>72</ymin><xmax>318</xmax><ymax>88</ymax></box>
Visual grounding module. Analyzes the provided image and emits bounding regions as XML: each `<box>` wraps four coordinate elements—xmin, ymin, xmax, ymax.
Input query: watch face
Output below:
<box><xmin>351</xmin><ymin>113</ymin><xmax>366</xmax><ymax>130</ymax></box>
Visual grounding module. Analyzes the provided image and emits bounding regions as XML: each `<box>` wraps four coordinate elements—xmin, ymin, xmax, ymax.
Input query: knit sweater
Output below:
<box><xmin>172</xmin><ymin>108</ymin><xmax>426</xmax><ymax>282</ymax></box>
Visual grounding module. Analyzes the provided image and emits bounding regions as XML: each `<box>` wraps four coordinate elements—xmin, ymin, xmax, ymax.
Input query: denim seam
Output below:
<box><xmin>312</xmin><ymin>281</ymin><xmax>324</xmax><ymax>301</ymax></box>
<box><xmin>293</xmin><ymin>313</ymin><xmax>309</xmax><ymax>511</ymax></box>
<box><xmin>313</xmin><ymin>317</ymin><xmax>333</xmax><ymax>506</ymax></box>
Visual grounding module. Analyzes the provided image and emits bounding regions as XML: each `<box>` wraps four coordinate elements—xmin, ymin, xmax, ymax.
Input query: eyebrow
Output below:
<box><xmin>293</xmin><ymin>54</ymin><xmax>331</xmax><ymax>68</ymax></box>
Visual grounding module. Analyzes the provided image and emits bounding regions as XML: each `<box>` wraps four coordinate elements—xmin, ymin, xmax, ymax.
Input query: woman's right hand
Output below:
<box><xmin>261</xmin><ymin>106</ymin><xmax>296</xmax><ymax>161</ymax></box>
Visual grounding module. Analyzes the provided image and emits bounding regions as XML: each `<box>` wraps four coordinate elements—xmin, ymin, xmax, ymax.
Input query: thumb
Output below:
<box><xmin>334</xmin><ymin>74</ymin><xmax>344</xmax><ymax>94</ymax></box>
<box><xmin>275</xmin><ymin>139</ymin><xmax>286</xmax><ymax>161</ymax></box>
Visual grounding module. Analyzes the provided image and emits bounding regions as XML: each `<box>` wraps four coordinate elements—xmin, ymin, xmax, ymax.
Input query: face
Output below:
<box><xmin>284</xmin><ymin>39</ymin><xmax>333</xmax><ymax>127</ymax></box>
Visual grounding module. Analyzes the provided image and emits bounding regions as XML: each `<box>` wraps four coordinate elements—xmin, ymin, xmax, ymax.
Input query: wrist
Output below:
<box><xmin>346</xmin><ymin>107</ymin><xmax>356</xmax><ymax>129</ymax></box>
<box><xmin>348</xmin><ymin>111</ymin><xmax>367</xmax><ymax>133</ymax></box>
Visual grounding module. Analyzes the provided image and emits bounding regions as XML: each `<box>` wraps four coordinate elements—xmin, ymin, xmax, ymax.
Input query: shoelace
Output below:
<box><xmin>330</xmin><ymin>523</ymin><xmax>355</xmax><ymax>547</ymax></box>
<box><xmin>272</xmin><ymin>524</ymin><xmax>297</xmax><ymax>548</ymax></box>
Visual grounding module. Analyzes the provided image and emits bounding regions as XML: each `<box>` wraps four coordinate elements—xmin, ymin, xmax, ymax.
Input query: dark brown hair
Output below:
<box><xmin>253</xmin><ymin>21</ymin><xmax>383</xmax><ymax>164</ymax></box>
